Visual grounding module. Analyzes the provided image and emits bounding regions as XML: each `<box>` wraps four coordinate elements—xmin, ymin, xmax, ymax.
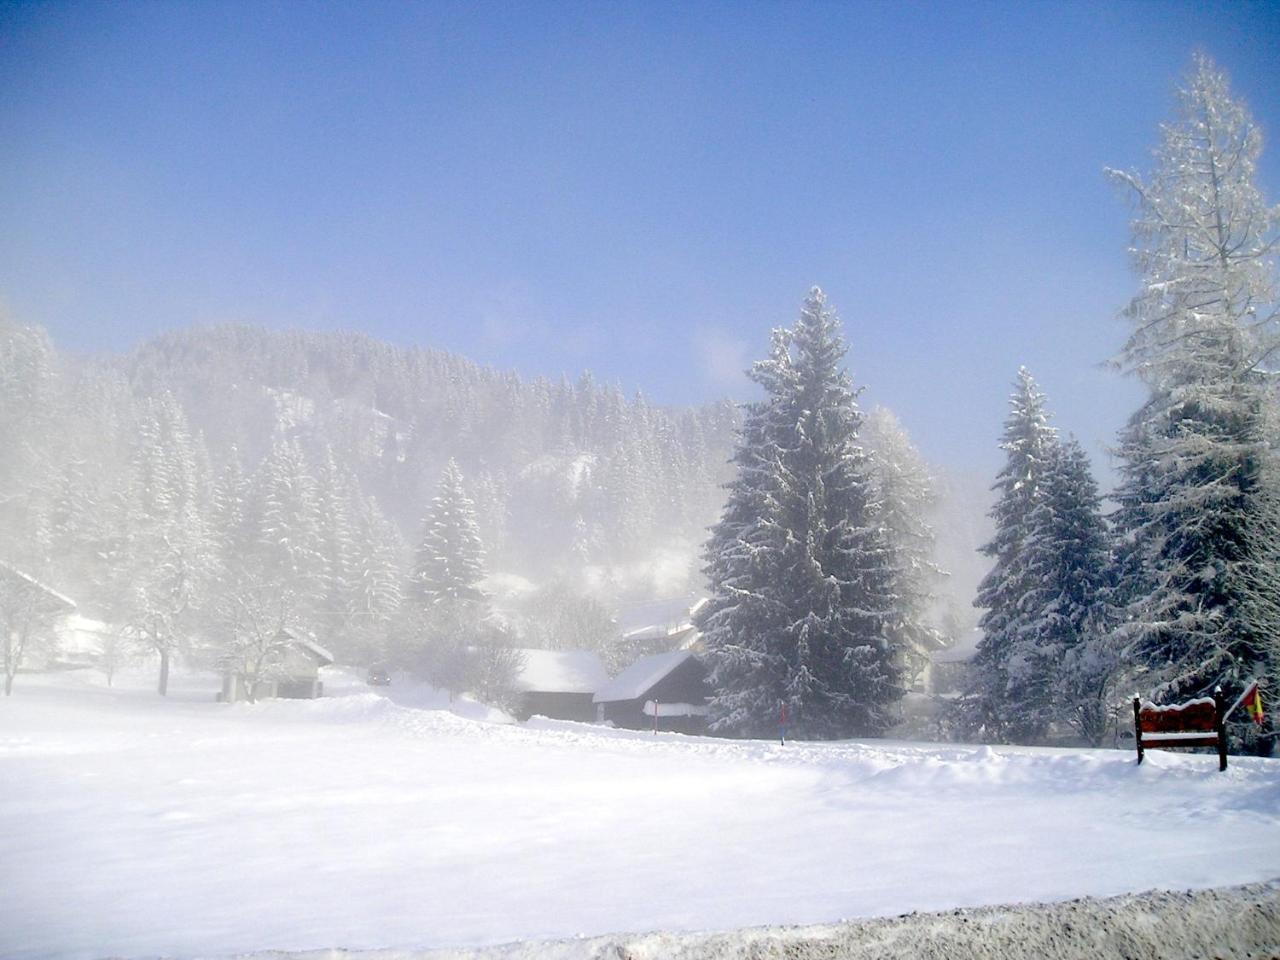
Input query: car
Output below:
<box><xmin>366</xmin><ymin>665</ymin><xmax>391</xmax><ymax>686</ymax></box>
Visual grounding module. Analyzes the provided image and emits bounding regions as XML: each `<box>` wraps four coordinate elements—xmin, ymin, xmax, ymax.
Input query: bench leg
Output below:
<box><xmin>1133</xmin><ymin>697</ymin><xmax>1143</xmax><ymax>765</ymax></box>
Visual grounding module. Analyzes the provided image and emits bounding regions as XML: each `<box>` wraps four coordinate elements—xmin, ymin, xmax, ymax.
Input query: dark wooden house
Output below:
<box><xmin>511</xmin><ymin>648</ymin><xmax>609</xmax><ymax>722</ymax></box>
<box><xmin>594</xmin><ymin>650</ymin><xmax>710</xmax><ymax>733</ymax></box>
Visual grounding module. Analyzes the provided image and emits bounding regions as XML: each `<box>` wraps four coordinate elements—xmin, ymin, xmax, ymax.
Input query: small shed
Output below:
<box><xmin>929</xmin><ymin>629</ymin><xmax>980</xmax><ymax>697</ymax></box>
<box><xmin>220</xmin><ymin>632</ymin><xmax>335</xmax><ymax>702</ymax></box>
<box><xmin>594</xmin><ymin>649</ymin><xmax>710</xmax><ymax>733</ymax></box>
<box><xmin>511</xmin><ymin>648</ymin><xmax>609</xmax><ymax>722</ymax></box>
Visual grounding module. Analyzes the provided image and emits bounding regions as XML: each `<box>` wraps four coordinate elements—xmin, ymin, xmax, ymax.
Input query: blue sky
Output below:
<box><xmin>2</xmin><ymin>1</ymin><xmax>1278</xmax><ymax>482</ymax></box>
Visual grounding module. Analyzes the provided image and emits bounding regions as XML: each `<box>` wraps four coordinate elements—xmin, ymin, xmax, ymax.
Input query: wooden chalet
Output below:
<box><xmin>594</xmin><ymin>649</ymin><xmax>710</xmax><ymax>733</ymax></box>
<box><xmin>510</xmin><ymin>648</ymin><xmax>609</xmax><ymax>722</ymax></box>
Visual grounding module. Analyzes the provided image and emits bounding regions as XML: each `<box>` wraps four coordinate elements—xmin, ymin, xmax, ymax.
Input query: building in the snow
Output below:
<box><xmin>929</xmin><ymin>629</ymin><xmax>980</xmax><ymax>697</ymax></box>
<box><xmin>0</xmin><ymin>562</ymin><xmax>76</xmax><ymax>683</ymax></box>
<box><xmin>54</xmin><ymin>614</ymin><xmax>115</xmax><ymax>668</ymax></box>
<box><xmin>615</xmin><ymin>595</ymin><xmax>708</xmax><ymax>654</ymax></box>
<box><xmin>593</xmin><ymin>649</ymin><xmax>710</xmax><ymax>733</ymax></box>
<box><xmin>511</xmin><ymin>648</ymin><xmax>610</xmax><ymax>722</ymax></box>
<box><xmin>220</xmin><ymin>631</ymin><xmax>334</xmax><ymax>702</ymax></box>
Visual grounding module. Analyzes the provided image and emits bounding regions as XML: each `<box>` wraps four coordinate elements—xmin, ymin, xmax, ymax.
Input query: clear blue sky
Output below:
<box><xmin>2</xmin><ymin>1</ymin><xmax>1278</xmax><ymax>484</ymax></box>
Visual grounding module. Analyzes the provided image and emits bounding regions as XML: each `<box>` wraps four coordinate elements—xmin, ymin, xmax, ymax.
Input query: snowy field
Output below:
<box><xmin>3</xmin><ymin>667</ymin><xmax>1279</xmax><ymax>960</ymax></box>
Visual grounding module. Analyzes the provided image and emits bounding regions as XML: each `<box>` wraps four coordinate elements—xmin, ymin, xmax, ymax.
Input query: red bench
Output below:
<box><xmin>1133</xmin><ymin>691</ymin><xmax>1227</xmax><ymax>771</ymax></box>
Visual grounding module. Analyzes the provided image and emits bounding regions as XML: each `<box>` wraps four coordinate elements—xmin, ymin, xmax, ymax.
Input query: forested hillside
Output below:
<box><xmin>121</xmin><ymin>324</ymin><xmax>739</xmax><ymax>586</ymax></box>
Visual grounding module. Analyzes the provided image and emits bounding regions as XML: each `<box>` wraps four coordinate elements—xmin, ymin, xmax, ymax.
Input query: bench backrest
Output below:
<box><xmin>1133</xmin><ymin>692</ymin><xmax>1227</xmax><ymax>770</ymax></box>
<box><xmin>1137</xmin><ymin>697</ymin><xmax>1217</xmax><ymax>734</ymax></box>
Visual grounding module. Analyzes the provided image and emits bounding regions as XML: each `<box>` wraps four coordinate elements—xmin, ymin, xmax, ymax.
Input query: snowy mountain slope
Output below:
<box><xmin>2</xmin><ymin>667</ymin><xmax>1277</xmax><ymax>960</ymax></box>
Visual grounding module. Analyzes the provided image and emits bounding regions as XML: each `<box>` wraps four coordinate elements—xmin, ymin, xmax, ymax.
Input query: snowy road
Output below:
<box><xmin>3</xmin><ymin>668</ymin><xmax>1278</xmax><ymax>960</ymax></box>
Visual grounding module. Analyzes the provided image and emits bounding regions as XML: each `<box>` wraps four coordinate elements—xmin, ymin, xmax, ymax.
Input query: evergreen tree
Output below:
<box><xmin>407</xmin><ymin>460</ymin><xmax>495</xmax><ymax>695</ymax></box>
<box><xmin>863</xmin><ymin>406</ymin><xmax>946</xmax><ymax>689</ymax></box>
<box><xmin>697</xmin><ymin>288</ymin><xmax>901</xmax><ymax>740</ymax></box>
<box><xmin>254</xmin><ymin>437</ymin><xmax>323</xmax><ymax>599</ymax></box>
<box><xmin>312</xmin><ymin>446</ymin><xmax>360</xmax><ymax>655</ymax></box>
<box><xmin>347</xmin><ymin>495</ymin><xmax>405</xmax><ymax>664</ymax></box>
<box><xmin>123</xmin><ymin>395</ymin><xmax>213</xmax><ymax>695</ymax></box>
<box><xmin>1016</xmin><ymin>438</ymin><xmax>1112</xmax><ymax>743</ymax></box>
<box><xmin>1107</xmin><ymin>55</ymin><xmax>1280</xmax><ymax>751</ymax></box>
<box><xmin>411</xmin><ymin>459</ymin><xmax>487</xmax><ymax>611</ymax></box>
<box><xmin>965</xmin><ymin>368</ymin><xmax>1058</xmax><ymax>741</ymax></box>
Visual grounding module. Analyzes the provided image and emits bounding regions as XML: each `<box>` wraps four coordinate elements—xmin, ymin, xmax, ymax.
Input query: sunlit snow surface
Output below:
<box><xmin>2</xmin><ymin>667</ymin><xmax>1278</xmax><ymax>960</ymax></box>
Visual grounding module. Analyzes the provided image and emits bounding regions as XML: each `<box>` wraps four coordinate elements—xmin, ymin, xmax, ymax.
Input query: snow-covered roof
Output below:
<box><xmin>294</xmin><ymin>638</ymin><xmax>335</xmax><ymax>665</ymax></box>
<box><xmin>276</xmin><ymin>629</ymin><xmax>335</xmax><ymax>665</ymax></box>
<box><xmin>594</xmin><ymin>649</ymin><xmax>696</xmax><ymax>704</ymax></box>
<box><xmin>512</xmin><ymin>648</ymin><xmax>609</xmax><ymax>694</ymax></box>
<box><xmin>0</xmin><ymin>562</ymin><xmax>76</xmax><ymax>611</ymax></box>
<box><xmin>617</xmin><ymin>595</ymin><xmax>707</xmax><ymax>642</ymax></box>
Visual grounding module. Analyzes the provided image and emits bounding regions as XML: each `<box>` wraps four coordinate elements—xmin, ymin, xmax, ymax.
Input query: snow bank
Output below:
<box><xmin>245</xmin><ymin>880</ymin><xmax>1280</xmax><ymax>959</ymax></box>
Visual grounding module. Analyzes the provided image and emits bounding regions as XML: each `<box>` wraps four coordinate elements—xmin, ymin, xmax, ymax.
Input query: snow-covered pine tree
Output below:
<box><xmin>863</xmin><ymin>406</ymin><xmax>946</xmax><ymax>690</ymax></box>
<box><xmin>407</xmin><ymin>460</ymin><xmax>498</xmax><ymax>695</ymax></box>
<box><xmin>124</xmin><ymin>395</ymin><xmax>213</xmax><ymax>695</ymax></box>
<box><xmin>697</xmin><ymin>288</ymin><xmax>901</xmax><ymax>740</ymax></box>
<box><xmin>965</xmin><ymin>368</ymin><xmax>1058</xmax><ymax>741</ymax></box>
<box><xmin>1107</xmin><ymin>55</ymin><xmax>1280</xmax><ymax>752</ymax></box>
<box><xmin>312</xmin><ymin>446</ymin><xmax>360</xmax><ymax>657</ymax></box>
<box><xmin>346</xmin><ymin>495</ymin><xmax>405</xmax><ymax>664</ymax></box>
<box><xmin>411</xmin><ymin>459</ymin><xmax>487</xmax><ymax>611</ymax></box>
<box><xmin>1014</xmin><ymin>438</ymin><xmax>1113</xmax><ymax>744</ymax></box>
<box><xmin>253</xmin><ymin>436</ymin><xmax>324</xmax><ymax>616</ymax></box>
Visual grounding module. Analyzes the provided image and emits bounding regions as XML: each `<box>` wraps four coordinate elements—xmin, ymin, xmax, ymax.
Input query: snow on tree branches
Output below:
<box><xmin>697</xmin><ymin>288</ymin><xmax>902</xmax><ymax>739</ymax></box>
<box><xmin>1107</xmin><ymin>55</ymin><xmax>1280</xmax><ymax>753</ymax></box>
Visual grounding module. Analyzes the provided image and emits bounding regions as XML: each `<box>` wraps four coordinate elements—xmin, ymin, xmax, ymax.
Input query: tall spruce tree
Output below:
<box><xmin>411</xmin><ymin>459</ymin><xmax>487</xmax><ymax>611</ymax></box>
<box><xmin>408</xmin><ymin>460</ymin><xmax>496</xmax><ymax>695</ymax></box>
<box><xmin>1017</xmin><ymin>438</ymin><xmax>1112</xmax><ymax>743</ymax></box>
<box><xmin>124</xmin><ymin>395</ymin><xmax>212</xmax><ymax>695</ymax></box>
<box><xmin>1107</xmin><ymin>55</ymin><xmax>1280</xmax><ymax>751</ymax></box>
<box><xmin>697</xmin><ymin>288</ymin><xmax>900</xmax><ymax>740</ymax></box>
<box><xmin>863</xmin><ymin>406</ymin><xmax>946</xmax><ymax>689</ymax></box>
<box><xmin>966</xmin><ymin>368</ymin><xmax>1058</xmax><ymax>741</ymax></box>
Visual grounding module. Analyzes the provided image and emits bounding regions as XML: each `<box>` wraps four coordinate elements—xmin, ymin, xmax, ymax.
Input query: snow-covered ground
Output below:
<box><xmin>3</xmin><ymin>667</ymin><xmax>1278</xmax><ymax>960</ymax></box>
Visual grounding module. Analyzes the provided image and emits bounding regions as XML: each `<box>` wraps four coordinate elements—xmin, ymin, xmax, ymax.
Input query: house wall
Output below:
<box><xmin>517</xmin><ymin>691</ymin><xmax>596</xmax><ymax>723</ymax></box>
<box><xmin>279</xmin><ymin>647</ymin><xmax>321</xmax><ymax>680</ymax></box>
<box><xmin>601</xmin><ymin>657</ymin><xmax>710</xmax><ymax>733</ymax></box>
<box><xmin>220</xmin><ymin>673</ymin><xmax>322</xmax><ymax>702</ymax></box>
